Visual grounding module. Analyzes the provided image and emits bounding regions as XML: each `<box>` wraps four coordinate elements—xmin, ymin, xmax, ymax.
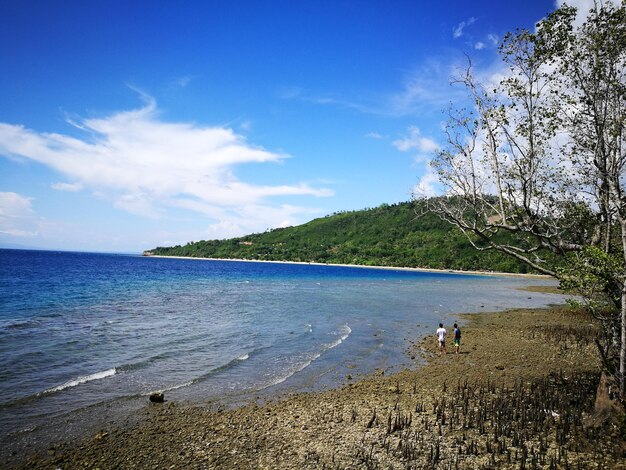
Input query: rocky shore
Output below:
<box><xmin>11</xmin><ymin>305</ymin><xmax>626</xmax><ymax>469</ymax></box>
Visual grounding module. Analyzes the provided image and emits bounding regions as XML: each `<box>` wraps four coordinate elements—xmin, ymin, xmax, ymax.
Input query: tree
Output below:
<box><xmin>543</xmin><ymin>1</ymin><xmax>626</xmax><ymax>391</ymax></box>
<box><xmin>421</xmin><ymin>2</ymin><xmax>626</xmax><ymax>392</ymax></box>
<box><xmin>425</xmin><ymin>34</ymin><xmax>587</xmax><ymax>276</ymax></box>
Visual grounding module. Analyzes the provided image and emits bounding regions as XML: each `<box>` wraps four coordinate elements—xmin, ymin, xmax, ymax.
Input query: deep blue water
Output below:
<box><xmin>0</xmin><ymin>249</ymin><xmax>564</xmax><ymax>454</ymax></box>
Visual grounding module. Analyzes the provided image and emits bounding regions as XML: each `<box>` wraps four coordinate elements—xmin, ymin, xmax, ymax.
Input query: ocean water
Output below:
<box><xmin>0</xmin><ymin>249</ymin><xmax>564</xmax><ymax>456</ymax></box>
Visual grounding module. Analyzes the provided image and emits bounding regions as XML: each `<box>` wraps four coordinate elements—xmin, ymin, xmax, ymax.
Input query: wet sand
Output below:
<box><xmin>11</xmin><ymin>305</ymin><xmax>625</xmax><ymax>469</ymax></box>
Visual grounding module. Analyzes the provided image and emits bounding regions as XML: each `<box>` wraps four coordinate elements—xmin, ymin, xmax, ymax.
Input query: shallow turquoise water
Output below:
<box><xmin>0</xmin><ymin>249</ymin><xmax>563</xmax><ymax>452</ymax></box>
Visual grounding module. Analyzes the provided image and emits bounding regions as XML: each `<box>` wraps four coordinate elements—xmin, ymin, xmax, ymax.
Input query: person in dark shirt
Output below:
<box><xmin>453</xmin><ymin>323</ymin><xmax>461</xmax><ymax>354</ymax></box>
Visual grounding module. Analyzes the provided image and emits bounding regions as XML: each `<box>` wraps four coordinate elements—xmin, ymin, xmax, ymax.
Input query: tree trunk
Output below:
<box><xmin>617</xmin><ymin>218</ymin><xmax>626</xmax><ymax>398</ymax></box>
<box><xmin>621</xmin><ymin>284</ymin><xmax>626</xmax><ymax>395</ymax></box>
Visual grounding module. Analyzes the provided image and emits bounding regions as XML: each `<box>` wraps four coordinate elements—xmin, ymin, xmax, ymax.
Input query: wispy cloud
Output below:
<box><xmin>51</xmin><ymin>182</ymin><xmax>83</xmax><ymax>192</ymax></box>
<box><xmin>281</xmin><ymin>61</ymin><xmax>465</xmax><ymax>118</ymax></box>
<box><xmin>0</xmin><ymin>192</ymin><xmax>39</xmax><ymax>237</ymax></box>
<box><xmin>386</xmin><ymin>61</ymin><xmax>473</xmax><ymax>116</ymax></box>
<box><xmin>365</xmin><ymin>132</ymin><xmax>384</xmax><ymax>140</ymax></box>
<box><xmin>0</xmin><ymin>95</ymin><xmax>333</xmax><ymax>238</ymax></box>
<box><xmin>453</xmin><ymin>17</ymin><xmax>476</xmax><ymax>39</ymax></box>
<box><xmin>280</xmin><ymin>57</ymin><xmax>469</xmax><ymax>119</ymax></box>
<box><xmin>278</xmin><ymin>86</ymin><xmax>378</xmax><ymax>115</ymax></box>
<box><xmin>171</xmin><ymin>75</ymin><xmax>196</xmax><ymax>88</ymax></box>
<box><xmin>470</xmin><ymin>34</ymin><xmax>499</xmax><ymax>51</ymax></box>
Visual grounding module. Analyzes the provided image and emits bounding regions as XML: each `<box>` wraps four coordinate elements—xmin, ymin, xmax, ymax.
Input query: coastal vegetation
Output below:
<box><xmin>148</xmin><ymin>199</ymin><xmax>537</xmax><ymax>273</ymax></box>
<box><xmin>421</xmin><ymin>2</ymin><xmax>626</xmax><ymax>405</ymax></box>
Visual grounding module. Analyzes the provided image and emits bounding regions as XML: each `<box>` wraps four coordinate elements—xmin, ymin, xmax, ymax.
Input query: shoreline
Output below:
<box><xmin>143</xmin><ymin>254</ymin><xmax>554</xmax><ymax>279</ymax></box>
<box><xmin>13</xmin><ymin>304</ymin><xmax>622</xmax><ymax>469</ymax></box>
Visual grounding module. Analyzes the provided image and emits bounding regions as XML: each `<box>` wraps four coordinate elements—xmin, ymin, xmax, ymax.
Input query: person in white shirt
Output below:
<box><xmin>436</xmin><ymin>323</ymin><xmax>447</xmax><ymax>355</ymax></box>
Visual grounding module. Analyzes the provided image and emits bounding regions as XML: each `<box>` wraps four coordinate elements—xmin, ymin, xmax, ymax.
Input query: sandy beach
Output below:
<box><xmin>144</xmin><ymin>254</ymin><xmax>554</xmax><ymax>279</ymax></box>
<box><xmin>11</xmin><ymin>303</ymin><xmax>625</xmax><ymax>469</ymax></box>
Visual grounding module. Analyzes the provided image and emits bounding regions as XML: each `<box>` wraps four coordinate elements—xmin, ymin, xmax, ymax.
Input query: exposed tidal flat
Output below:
<box><xmin>12</xmin><ymin>306</ymin><xmax>624</xmax><ymax>469</ymax></box>
<box><xmin>1</xmin><ymin>250</ymin><xmax>618</xmax><ymax>468</ymax></box>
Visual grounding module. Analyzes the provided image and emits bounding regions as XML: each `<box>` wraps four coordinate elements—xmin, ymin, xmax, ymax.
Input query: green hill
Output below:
<box><xmin>147</xmin><ymin>200</ymin><xmax>534</xmax><ymax>273</ymax></box>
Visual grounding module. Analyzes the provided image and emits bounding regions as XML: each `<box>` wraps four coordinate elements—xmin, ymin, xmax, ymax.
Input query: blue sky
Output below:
<box><xmin>0</xmin><ymin>0</ymin><xmax>582</xmax><ymax>253</ymax></box>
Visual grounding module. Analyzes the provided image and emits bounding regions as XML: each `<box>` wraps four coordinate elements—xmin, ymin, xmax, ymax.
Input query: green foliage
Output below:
<box><xmin>150</xmin><ymin>200</ymin><xmax>538</xmax><ymax>273</ymax></box>
<box><xmin>558</xmin><ymin>245</ymin><xmax>624</xmax><ymax>314</ymax></box>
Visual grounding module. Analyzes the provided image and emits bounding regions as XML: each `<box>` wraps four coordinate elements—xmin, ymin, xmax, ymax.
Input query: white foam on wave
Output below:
<box><xmin>147</xmin><ymin>353</ymin><xmax>251</xmax><ymax>394</ymax></box>
<box><xmin>43</xmin><ymin>368</ymin><xmax>117</xmax><ymax>394</ymax></box>
<box><xmin>267</xmin><ymin>352</ymin><xmax>323</xmax><ymax>387</ymax></box>
<box><xmin>326</xmin><ymin>324</ymin><xmax>352</xmax><ymax>349</ymax></box>
<box><xmin>340</xmin><ymin>324</ymin><xmax>352</xmax><ymax>341</ymax></box>
<box><xmin>262</xmin><ymin>323</ymin><xmax>351</xmax><ymax>388</ymax></box>
<box><xmin>157</xmin><ymin>380</ymin><xmax>195</xmax><ymax>393</ymax></box>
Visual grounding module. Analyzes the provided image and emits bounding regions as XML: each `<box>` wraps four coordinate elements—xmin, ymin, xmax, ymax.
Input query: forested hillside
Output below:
<box><xmin>148</xmin><ymin>200</ymin><xmax>537</xmax><ymax>273</ymax></box>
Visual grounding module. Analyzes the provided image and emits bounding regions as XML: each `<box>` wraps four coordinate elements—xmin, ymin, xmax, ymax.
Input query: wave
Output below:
<box><xmin>262</xmin><ymin>323</ymin><xmax>351</xmax><ymax>388</ymax></box>
<box><xmin>324</xmin><ymin>324</ymin><xmax>351</xmax><ymax>350</ymax></box>
<box><xmin>150</xmin><ymin>380</ymin><xmax>195</xmax><ymax>394</ymax></box>
<box><xmin>150</xmin><ymin>350</ymin><xmax>254</xmax><ymax>393</ymax></box>
<box><xmin>267</xmin><ymin>353</ymin><xmax>322</xmax><ymax>387</ymax></box>
<box><xmin>193</xmin><ymin>352</ymin><xmax>252</xmax><ymax>382</ymax></box>
<box><xmin>338</xmin><ymin>323</ymin><xmax>351</xmax><ymax>341</ymax></box>
<box><xmin>117</xmin><ymin>334</ymin><xmax>229</xmax><ymax>373</ymax></box>
<box><xmin>117</xmin><ymin>353</ymin><xmax>171</xmax><ymax>373</ymax></box>
<box><xmin>42</xmin><ymin>368</ymin><xmax>117</xmax><ymax>395</ymax></box>
<box><xmin>1</xmin><ymin>318</ymin><xmax>41</xmax><ymax>331</ymax></box>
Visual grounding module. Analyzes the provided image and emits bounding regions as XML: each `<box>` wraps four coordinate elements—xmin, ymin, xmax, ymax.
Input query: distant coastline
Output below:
<box><xmin>144</xmin><ymin>202</ymin><xmax>542</xmax><ymax>274</ymax></box>
<box><xmin>142</xmin><ymin>253</ymin><xmax>555</xmax><ymax>279</ymax></box>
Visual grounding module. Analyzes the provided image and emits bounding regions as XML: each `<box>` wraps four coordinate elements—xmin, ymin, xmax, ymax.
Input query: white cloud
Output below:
<box><xmin>413</xmin><ymin>166</ymin><xmax>441</xmax><ymax>198</ymax></box>
<box><xmin>487</xmin><ymin>34</ymin><xmax>499</xmax><ymax>46</ymax></box>
<box><xmin>169</xmin><ymin>197</ymin><xmax>322</xmax><ymax>240</ymax></box>
<box><xmin>114</xmin><ymin>192</ymin><xmax>162</xmax><ymax>219</ymax></box>
<box><xmin>474</xmin><ymin>42</ymin><xmax>486</xmax><ymax>50</ymax></box>
<box><xmin>51</xmin><ymin>182</ymin><xmax>83</xmax><ymax>192</ymax></box>
<box><xmin>453</xmin><ymin>17</ymin><xmax>476</xmax><ymax>39</ymax></box>
<box><xmin>0</xmin><ymin>192</ymin><xmax>38</xmax><ymax>237</ymax></box>
<box><xmin>205</xmin><ymin>219</ymin><xmax>246</xmax><ymax>240</ymax></box>
<box><xmin>554</xmin><ymin>0</ymin><xmax>618</xmax><ymax>25</ymax></box>
<box><xmin>393</xmin><ymin>126</ymin><xmax>439</xmax><ymax>154</ymax></box>
<box><xmin>0</xmin><ymin>97</ymin><xmax>333</xmax><ymax>231</ymax></box>
<box><xmin>365</xmin><ymin>132</ymin><xmax>384</xmax><ymax>140</ymax></box>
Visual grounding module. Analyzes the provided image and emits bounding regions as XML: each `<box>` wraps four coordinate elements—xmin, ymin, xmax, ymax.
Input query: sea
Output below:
<box><xmin>0</xmin><ymin>249</ymin><xmax>565</xmax><ymax>460</ymax></box>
